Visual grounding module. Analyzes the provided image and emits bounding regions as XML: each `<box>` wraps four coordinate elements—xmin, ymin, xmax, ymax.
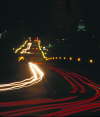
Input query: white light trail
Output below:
<box><xmin>0</xmin><ymin>63</ymin><xmax>44</xmax><ymax>92</ymax></box>
<box><xmin>15</xmin><ymin>40</ymin><xmax>28</xmax><ymax>54</ymax></box>
<box><xmin>20</xmin><ymin>42</ymin><xmax>32</xmax><ymax>54</ymax></box>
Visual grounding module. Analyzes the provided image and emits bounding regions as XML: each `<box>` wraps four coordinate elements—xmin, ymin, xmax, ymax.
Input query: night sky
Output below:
<box><xmin>0</xmin><ymin>0</ymin><xmax>100</xmax><ymax>36</ymax></box>
<box><xmin>0</xmin><ymin>0</ymin><xmax>52</xmax><ymax>33</ymax></box>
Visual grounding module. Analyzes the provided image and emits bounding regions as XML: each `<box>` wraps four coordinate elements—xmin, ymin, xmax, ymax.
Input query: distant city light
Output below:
<box><xmin>43</xmin><ymin>47</ymin><xmax>46</xmax><ymax>50</ymax></box>
<box><xmin>77</xmin><ymin>57</ymin><xmax>81</xmax><ymax>62</ymax></box>
<box><xmin>63</xmin><ymin>57</ymin><xmax>66</xmax><ymax>60</ymax></box>
<box><xmin>69</xmin><ymin>57</ymin><xmax>73</xmax><ymax>61</ymax></box>
<box><xmin>18</xmin><ymin>56</ymin><xmax>25</xmax><ymax>62</ymax></box>
<box><xmin>89</xmin><ymin>59</ymin><xmax>94</xmax><ymax>64</ymax></box>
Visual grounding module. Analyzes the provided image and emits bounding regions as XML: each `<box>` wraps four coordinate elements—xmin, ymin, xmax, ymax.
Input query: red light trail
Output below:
<box><xmin>0</xmin><ymin>65</ymin><xmax>100</xmax><ymax>117</ymax></box>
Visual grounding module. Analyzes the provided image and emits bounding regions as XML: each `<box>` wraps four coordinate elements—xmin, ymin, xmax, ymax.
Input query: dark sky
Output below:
<box><xmin>0</xmin><ymin>0</ymin><xmax>52</xmax><ymax>33</ymax></box>
<box><xmin>8</xmin><ymin>0</ymin><xmax>51</xmax><ymax>22</ymax></box>
<box><xmin>0</xmin><ymin>0</ymin><xmax>100</xmax><ymax>35</ymax></box>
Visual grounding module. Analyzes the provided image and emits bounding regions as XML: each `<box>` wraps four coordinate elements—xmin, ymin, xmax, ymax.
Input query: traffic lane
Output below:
<box><xmin>0</xmin><ymin>64</ymin><xmax>100</xmax><ymax>116</ymax></box>
<box><xmin>0</xmin><ymin>64</ymin><xmax>69</xmax><ymax>101</ymax></box>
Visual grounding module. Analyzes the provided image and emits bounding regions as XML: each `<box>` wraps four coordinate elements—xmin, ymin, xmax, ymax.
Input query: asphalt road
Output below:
<box><xmin>0</xmin><ymin>39</ymin><xmax>100</xmax><ymax>116</ymax></box>
<box><xmin>0</xmin><ymin>62</ymin><xmax>100</xmax><ymax>117</ymax></box>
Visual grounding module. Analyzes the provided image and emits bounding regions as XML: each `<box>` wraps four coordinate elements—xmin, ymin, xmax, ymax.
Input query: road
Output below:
<box><xmin>0</xmin><ymin>39</ymin><xmax>100</xmax><ymax>116</ymax></box>
<box><xmin>0</xmin><ymin>62</ymin><xmax>100</xmax><ymax>117</ymax></box>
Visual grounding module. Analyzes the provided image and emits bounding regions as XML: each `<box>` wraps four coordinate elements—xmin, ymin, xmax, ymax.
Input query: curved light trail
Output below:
<box><xmin>20</xmin><ymin>42</ymin><xmax>32</xmax><ymax>54</ymax></box>
<box><xmin>0</xmin><ymin>63</ymin><xmax>44</xmax><ymax>92</ymax></box>
<box><xmin>0</xmin><ymin>65</ymin><xmax>100</xmax><ymax>117</ymax></box>
<box><xmin>15</xmin><ymin>40</ymin><xmax>28</xmax><ymax>54</ymax></box>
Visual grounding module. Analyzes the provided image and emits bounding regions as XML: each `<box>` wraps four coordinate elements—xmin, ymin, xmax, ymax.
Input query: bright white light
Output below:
<box><xmin>0</xmin><ymin>63</ymin><xmax>44</xmax><ymax>92</ymax></box>
<box><xmin>20</xmin><ymin>42</ymin><xmax>32</xmax><ymax>54</ymax></box>
<box><xmin>15</xmin><ymin>40</ymin><xmax>28</xmax><ymax>54</ymax></box>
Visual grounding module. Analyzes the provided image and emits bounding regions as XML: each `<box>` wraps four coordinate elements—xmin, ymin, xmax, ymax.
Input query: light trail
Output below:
<box><xmin>20</xmin><ymin>42</ymin><xmax>32</xmax><ymax>54</ymax></box>
<box><xmin>0</xmin><ymin>65</ymin><xmax>100</xmax><ymax>117</ymax></box>
<box><xmin>0</xmin><ymin>63</ymin><xmax>44</xmax><ymax>92</ymax></box>
<box><xmin>15</xmin><ymin>40</ymin><xmax>28</xmax><ymax>54</ymax></box>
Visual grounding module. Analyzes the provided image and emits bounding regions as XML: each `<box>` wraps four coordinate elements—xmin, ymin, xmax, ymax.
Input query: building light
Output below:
<box><xmin>69</xmin><ymin>57</ymin><xmax>72</xmax><ymax>61</ymax></box>
<box><xmin>77</xmin><ymin>57</ymin><xmax>81</xmax><ymax>62</ymax></box>
<box><xmin>89</xmin><ymin>59</ymin><xmax>94</xmax><ymax>64</ymax></box>
<box><xmin>18</xmin><ymin>56</ymin><xmax>25</xmax><ymax>62</ymax></box>
<box><xmin>63</xmin><ymin>57</ymin><xmax>66</xmax><ymax>60</ymax></box>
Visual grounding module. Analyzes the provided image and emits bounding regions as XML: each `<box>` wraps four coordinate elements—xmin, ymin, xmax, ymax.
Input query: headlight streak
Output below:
<box><xmin>20</xmin><ymin>42</ymin><xmax>32</xmax><ymax>54</ymax></box>
<box><xmin>0</xmin><ymin>65</ymin><xmax>100</xmax><ymax>117</ymax></box>
<box><xmin>15</xmin><ymin>40</ymin><xmax>28</xmax><ymax>54</ymax></box>
<box><xmin>37</xmin><ymin>40</ymin><xmax>47</xmax><ymax>60</ymax></box>
<box><xmin>0</xmin><ymin>63</ymin><xmax>44</xmax><ymax>92</ymax></box>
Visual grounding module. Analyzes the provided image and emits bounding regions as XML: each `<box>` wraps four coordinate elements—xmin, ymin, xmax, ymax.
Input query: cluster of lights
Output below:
<box><xmin>14</xmin><ymin>39</ymin><xmax>35</xmax><ymax>62</ymax></box>
<box><xmin>14</xmin><ymin>39</ymin><xmax>33</xmax><ymax>55</ymax></box>
<box><xmin>45</xmin><ymin>57</ymin><xmax>95</xmax><ymax>64</ymax></box>
<box><xmin>0</xmin><ymin>63</ymin><xmax>44</xmax><ymax>92</ymax></box>
<box><xmin>15</xmin><ymin>37</ymin><xmax>46</xmax><ymax>62</ymax></box>
<box><xmin>15</xmin><ymin>37</ymin><xmax>47</xmax><ymax>60</ymax></box>
<box><xmin>14</xmin><ymin>38</ymin><xmax>95</xmax><ymax>64</ymax></box>
<box><xmin>37</xmin><ymin>41</ymin><xmax>95</xmax><ymax>64</ymax></box>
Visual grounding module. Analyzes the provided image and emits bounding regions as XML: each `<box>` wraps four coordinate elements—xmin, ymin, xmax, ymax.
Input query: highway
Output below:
<box><xmin>0</xmin><ymin>38</ymin><xmax>100</xmax><ymax>117</ymax></box>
